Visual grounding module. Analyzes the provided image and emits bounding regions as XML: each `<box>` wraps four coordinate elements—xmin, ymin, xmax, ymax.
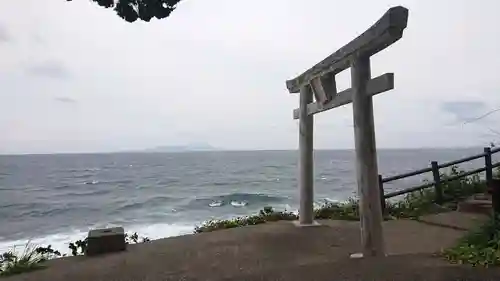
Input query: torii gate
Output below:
<box><xmin>285</xmin><ymin>6</ymin><xmax>409</xmax><ymax>257</ymax></box>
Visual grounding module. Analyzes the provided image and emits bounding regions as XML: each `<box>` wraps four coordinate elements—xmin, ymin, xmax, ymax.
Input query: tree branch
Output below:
<box><xmin>66</xmin><ymin>0</ymin><xmax>182</xmax><ymax>23</ymax></box>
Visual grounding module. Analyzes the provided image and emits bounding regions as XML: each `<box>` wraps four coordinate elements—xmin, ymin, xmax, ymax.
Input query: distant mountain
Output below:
<box><xmin>144</xmin><ymin>143</ymin><xmax>217</xmax><ymax>153</ymax></box>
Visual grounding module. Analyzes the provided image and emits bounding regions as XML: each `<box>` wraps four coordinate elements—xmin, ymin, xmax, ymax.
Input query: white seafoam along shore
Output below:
<box><xmin>0</xmin><ymin>222</ymin><xmax>195</xmax><ymax>255</ymax></box>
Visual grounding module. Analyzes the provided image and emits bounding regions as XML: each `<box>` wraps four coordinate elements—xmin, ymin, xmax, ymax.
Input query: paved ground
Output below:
<box><xmin>4</xmin><ymin>212</ymin><xmax>496</xmax><ymax>281</ymax></box>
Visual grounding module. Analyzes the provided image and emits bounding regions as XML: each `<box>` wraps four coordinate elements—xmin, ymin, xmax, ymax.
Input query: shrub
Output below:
<box><xmin>385</xmin><ymin>187</ymin><xmax>441</xmax><ymax>219</ymax></box>
<box><xmin>195</xmin><ymin>202</ymin><xmax>363</xmax><ymax>234</ymax></box>
<box><xmin>440</xmin><ymin>166</ymin><xmax>485</xmax><ymax>203</ymax></box>
<box><xmin>194</xmin><ymin>208</ymin><xmax>297</xmax><ymax>233</ymax></box>
<box><xmin>68</xmin><ymin>239</ymin><xmax>88</xmax><ymax>256</ymax></box>
<box><xmin>125</xmin><ymin>232</ymin><xmax>151</xmax><ymax>244</ymax></box>
<box><xmin>314</xmin><ymin>198</ymin><xmax>359</xmax><ymax>220</ymax></box>
<box><xmin>34</xmin><ymin>245</ymin><xmax>61</xmax><ymax>261</ymax></box>
<box><xmin>383</xmin><ymin>165</ymin><xmax>486</xmax><ymax>219</ymax></box>
<box><xmin>0</xmin><ymin>243</ymin><xmax>60</xmax><ymax>277</ymax></box>
<box><xmin>443</xmin><ymin>218</ymin><xmax>500</xmax><ymax>267</ymax></box>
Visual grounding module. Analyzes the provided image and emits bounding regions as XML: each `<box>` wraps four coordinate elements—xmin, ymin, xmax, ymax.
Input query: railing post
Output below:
<box><xmin>378</xmin><ymin>174</ymin><xmax>386</xmax><ymax>216</ymax></box>
<box><xmin>484</xmin><ymin>147</ymin><xmax>493</xmax><ymax>185</ymax></box>
<box><xmin>492</xmin><ymin>180</ymin><xmax>500</xmax><ymax>220</ymax></box>
<box><xmin>431</xmin><ymin>161</ymin><xmax>443</xmax><ymax>204</ymax></box>
<box><xmin>485</xmin><ymin>147</ymin><xmax>499</xmax><ymax>219</ymax></box>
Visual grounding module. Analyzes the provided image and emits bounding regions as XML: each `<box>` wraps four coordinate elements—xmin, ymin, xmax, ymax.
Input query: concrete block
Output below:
<box><xmin>86</xmin><ymin>227</ymin><xmax>126</xmax><ymax>256</ymax></box>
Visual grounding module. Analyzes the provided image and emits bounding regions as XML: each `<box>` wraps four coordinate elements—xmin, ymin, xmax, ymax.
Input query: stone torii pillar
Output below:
<box><xmin>285</xmin><ymin>6</ymin><xmax>409</xmax><ymax>257</ymax></box>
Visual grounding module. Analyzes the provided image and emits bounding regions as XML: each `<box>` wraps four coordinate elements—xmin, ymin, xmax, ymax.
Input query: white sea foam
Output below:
<box><xmin>324</xmin><ymin>197</ymin><xmax>340</xmax><ymax>203</ymax></box>
<box><xmin>0</xmin><ymin>229</ymin><xmax>87</xmax><ymax>255</ymax></box>
<box><xmin>82</xmin><ymin>180</ymin><xmax>99</xmax><ymax>185</ymax></box>
<box><xmin>208</xmin><ymin>201</ymin><xmax>223</xmax><ymax>207</ymax></box>
<box><xmin>125</xmin><ymin>223</ymin><xmax>194</xmax><ymax>240</ymax></box>
<box><xmin>230</xmin><ymin>201</ymin><xmax>248</xmax><ymax>207</ymax></box>
<box><xmin>0</xmin><ymin>223</ymin><xmax>194</xmax><ymax>255</ymax></box>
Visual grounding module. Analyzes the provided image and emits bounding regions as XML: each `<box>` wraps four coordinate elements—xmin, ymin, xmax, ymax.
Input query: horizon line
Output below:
<box><xmin>0</xmin><ymin>145</ymin><xmax>490</xmax><ymax>156</ymax></box>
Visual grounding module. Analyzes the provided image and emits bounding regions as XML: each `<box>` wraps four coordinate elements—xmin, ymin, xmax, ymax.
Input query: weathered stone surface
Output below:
<box><xmin>86</xmin><ymin>227</ymin><xmax>126</xmax><ymax>256</ymax></box>
<box><xmin>457</xmin><ymin>193</ymin><xmax>492</xmax><ymax>216</ymax></box>
<box><xmin>417</xmin><ymin>211</ymin><xmax>489</xmax><ymax>231</ymax></box>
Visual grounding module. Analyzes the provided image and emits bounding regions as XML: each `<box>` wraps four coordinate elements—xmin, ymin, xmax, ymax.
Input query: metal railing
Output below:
<box><xmin>378</xmin><ymin>147</ymin><xmax>500</xmax><ymax>212</ymax></box>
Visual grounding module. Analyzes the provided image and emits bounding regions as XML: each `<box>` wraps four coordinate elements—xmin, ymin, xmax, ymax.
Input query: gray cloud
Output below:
<box><xmin>54</xmin><ymin>97</ymin><xmax>77</xmax><ymax>103</ymax></box>
<box><xmin>32</xmin><ymin>32</ymin><xmax>45</xmax><ymax>45</ymax></box>
<box><xmin>26</xmin><ymin>61</ymin><xmax>71</xmax><ymax>79</ymax></box>
<box><xmin>441</xmin><ymin>101</ymin><xmax>488</xmax><ymax>123</ymax></box>
<box><xmin>0</xmin><ymin>23</ymin><xmax>9</xmax><ymax>43</ymax></box>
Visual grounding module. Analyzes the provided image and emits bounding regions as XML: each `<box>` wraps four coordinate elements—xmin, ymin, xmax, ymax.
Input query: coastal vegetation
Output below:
<box><xmin>0</xmin><ymin>244</ymin><xmax>60</xmax><ymax>277</ymax></box>
<box><xmin>440</xmin><ymin>165</ymin><xmax>500</xmax><ymax>266</ymax></box>
<box><xmin>443</xmin><ymin>217</ymin><xmax>500</xmax><ymax>267</ymax></box>
<box><xmin>195</xmin><ymin>165</ymin><xmax>486</xmax><ymax>233</ymax></box>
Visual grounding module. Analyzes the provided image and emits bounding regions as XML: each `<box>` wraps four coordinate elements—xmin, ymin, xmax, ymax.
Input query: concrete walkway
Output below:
<box><xmin>4</xmin><ymin>212</ymin><xmax>496</xmax><ymax>281</ymax></box>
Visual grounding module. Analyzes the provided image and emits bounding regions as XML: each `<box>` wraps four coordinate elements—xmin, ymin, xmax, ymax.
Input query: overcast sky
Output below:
<box><xmin>1</xmin><ymin>0</ymin><xmax>499</xmax><ymax>154</ymax></box>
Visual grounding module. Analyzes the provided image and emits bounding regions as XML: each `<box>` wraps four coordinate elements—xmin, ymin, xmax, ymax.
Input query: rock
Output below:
<box><xmin>86</xmin><ymin>227</ymin><xmax>126</xmax><ymax>256</ymax></box>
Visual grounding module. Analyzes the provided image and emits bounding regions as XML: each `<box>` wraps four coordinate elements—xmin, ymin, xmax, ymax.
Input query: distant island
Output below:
<box><xmin>143</xmin><ymin>143</ymin><xmax>218</xmax><ymax>153</ymax></box>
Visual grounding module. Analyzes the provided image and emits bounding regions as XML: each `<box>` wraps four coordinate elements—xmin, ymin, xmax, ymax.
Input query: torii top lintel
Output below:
<box><xmin>285</xmin><ymin>6</ymin><xmax>409</xmax><ymax>94</ymax></box>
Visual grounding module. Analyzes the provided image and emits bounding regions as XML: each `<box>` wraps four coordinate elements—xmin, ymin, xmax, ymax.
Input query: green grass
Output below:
<box><xmin>440</xmin><ymin>166</ymin><xmax>500</xmax><ymax>267</ymax></box>
<box><xmin>443</xmin><ymin>217</ymin><xmax>500</xmax><ymax>267</ymax></box>
<box><xmin>385</xmin><ymin>166</ymin><xmax>486</xmax><ymax>219</ymax></box>
<box><xmin>194</xmin><ymin>165</ymin><xmax>487</xmax><ymax>233</ymax></box>
<box><xmin>194</xmin><ymin>207</ymin><xmax>296</xmax><ymax>233</ymax></box>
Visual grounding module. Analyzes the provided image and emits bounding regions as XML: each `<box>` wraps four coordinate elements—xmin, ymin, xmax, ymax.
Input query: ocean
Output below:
<box><xmin>0</xmin><ymin>148</ymin><xmax>492</xmax><ymax>254</ymax></box>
